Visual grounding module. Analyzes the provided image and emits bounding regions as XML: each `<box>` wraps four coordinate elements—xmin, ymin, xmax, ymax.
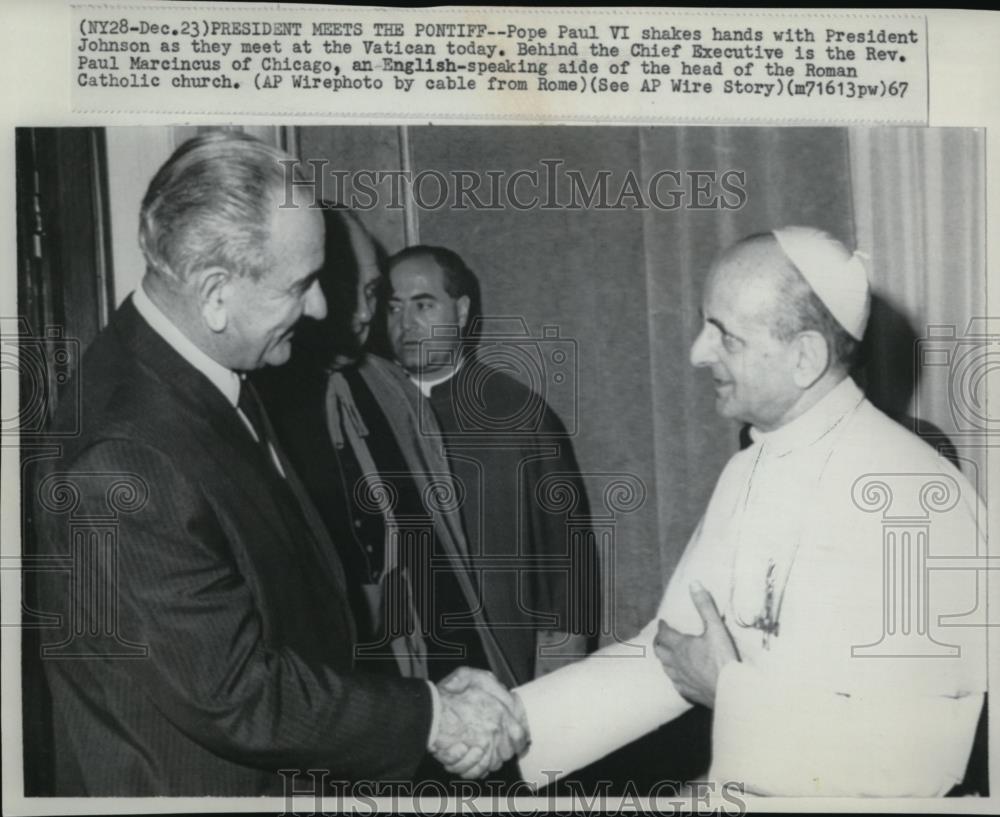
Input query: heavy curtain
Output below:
<box><xmin>850</xmin><ymin>128</ymin><xmax>987</xmax><ymax>491</ymax></box>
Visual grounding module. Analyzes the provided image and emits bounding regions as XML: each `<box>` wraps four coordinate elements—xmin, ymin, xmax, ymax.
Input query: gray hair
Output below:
<box><xmin>138</xmin><ymin>130</ymin><xmax>293</xmax><ymax>282</ymax></box>
<box><xmin>772</xmin><ymin>267</ymin><xmax>860</xmax><ymax>370</ymax></box>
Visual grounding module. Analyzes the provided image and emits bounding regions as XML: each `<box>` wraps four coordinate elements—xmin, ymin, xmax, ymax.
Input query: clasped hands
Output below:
<box><xmin>430</xmin><ymin>667</ymin><xmax>529</xmax><ymax>779</ymax></box>
<box><xmin>429</xmin><ymin>583</ymin><xmax>734</xmax><ymax>777</ymax></box>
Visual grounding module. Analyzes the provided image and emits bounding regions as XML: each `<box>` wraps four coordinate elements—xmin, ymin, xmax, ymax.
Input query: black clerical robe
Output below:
<box><xmin>427</xmin><ymin>356</ymin><xmax>600</xmax><ymax>685</ymax></box>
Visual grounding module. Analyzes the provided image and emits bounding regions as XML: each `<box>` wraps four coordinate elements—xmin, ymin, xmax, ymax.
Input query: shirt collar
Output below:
<box><xmin>748</xmin><ymin>376</ymin><xmax>864</xmax><ymax>455</ymax></box>
<box><xmin>411</xmin><ymin>356</ymin><xmax>463</xmax><ymax>399</ymax></box>
<box><xmin>131</xmin><ymin>281</ymin><xmax>242</xmax><ymax>407</ymax></box>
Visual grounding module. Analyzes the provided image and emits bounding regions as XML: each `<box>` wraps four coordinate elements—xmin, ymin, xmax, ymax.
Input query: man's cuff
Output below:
<box><xmin>425</xmin><ymin>680</ymin><xmax>441</xmax><ymax>750</ymax></box>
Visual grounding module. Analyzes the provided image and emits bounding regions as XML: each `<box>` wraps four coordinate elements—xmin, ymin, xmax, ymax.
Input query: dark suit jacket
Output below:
<box><xmin>31</xmin><ymin>297</ymin><xmax>432</xmax><ymax>795</ymax></box>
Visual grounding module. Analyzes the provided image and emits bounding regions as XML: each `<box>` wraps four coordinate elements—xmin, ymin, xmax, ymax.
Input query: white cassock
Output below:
<box><xmin>517</xmin><ymin>377</ymin><xmax>987</xmax><ymax>796</ymax></box>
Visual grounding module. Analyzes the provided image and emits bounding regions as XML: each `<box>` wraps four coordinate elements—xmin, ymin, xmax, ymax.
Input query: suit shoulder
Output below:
<box><xmin>59</xmin><ymin>433</ymin><xmax>187</xmax><ymax>478</ymax></box>
<box><xmin>35</xmin><ymin>435</ymin><xmax>204</xmax><ymax>540</ymax></box>
<box><xmin>61</xmin><ymin>356</ymin><xmax>205</xmax><ymax>471</ymax></box>
<box><xmin>103</xmin><ymin>376</ymin><xmax>194</xmax><ymax>446</ymax></box>
<box><xmin>59</xmin><ymin>395</ymin><xmax>200</xmax><ymax>489</ymax></box>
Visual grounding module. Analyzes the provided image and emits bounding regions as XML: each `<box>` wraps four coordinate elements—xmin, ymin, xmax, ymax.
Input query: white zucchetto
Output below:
<box><xmin>772</xmin><ymin>226</ymin><xmax>871</xmax><ymax>340</ymax></box>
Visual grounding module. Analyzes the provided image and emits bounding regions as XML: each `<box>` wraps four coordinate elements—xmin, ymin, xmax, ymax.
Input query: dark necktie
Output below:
<box><xmin>237</xmin><ymin>379</ymin><xmax>356</xmax><ymax>639</ymax></box>
<box><xmin>237</xmin><ymin>380</ymin><xmax>280</xmax><ymax>474</ymax></box>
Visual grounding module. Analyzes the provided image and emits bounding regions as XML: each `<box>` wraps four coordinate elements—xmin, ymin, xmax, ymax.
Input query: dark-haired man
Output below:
<box><xmin>387</xmin><ymin>246</ymin><xmax>600</xmax><ymax>686</ymax></box>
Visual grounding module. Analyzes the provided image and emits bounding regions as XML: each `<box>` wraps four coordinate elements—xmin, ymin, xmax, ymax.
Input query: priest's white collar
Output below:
<box><xmin>749</xmin><ymin>376</ymin><xmax>864</xmax><ymax>455</ymax></box>
<box><xmin>410</xmin><ymin>356</ymin><xmax>464</xmax><ymax>398</ymax></box>
<box><xmin>132</xmin><ymin>281</ymin><xmax>242</xmax><ymax>408</ymax></box>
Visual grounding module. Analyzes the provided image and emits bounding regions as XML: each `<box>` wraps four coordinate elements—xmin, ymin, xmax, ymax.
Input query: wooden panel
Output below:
<box><xmin>297</xmin><ymin>126</ymin><xmax>408</xmax><ymax>256</ymax></box>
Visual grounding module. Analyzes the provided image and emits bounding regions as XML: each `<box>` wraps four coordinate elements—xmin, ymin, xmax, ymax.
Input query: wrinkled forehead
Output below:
<box><xmin>714</xmin><ymin>234</ymin><xmax>785</xmax><ymax>278</ymax></box>
<box><xmin>263</xmin><ymin>192</ymin><xmax>324</xmax><ymax>285</ymax></box>
<box><xmin>704</xmin><ymin>239</ymin><xmax>788</xmax><ymax>317</ymax></box>
<box><xmin>270</xmin><ymin>188</ymin><xmax>324</xmax><ymax>241</ymax></box>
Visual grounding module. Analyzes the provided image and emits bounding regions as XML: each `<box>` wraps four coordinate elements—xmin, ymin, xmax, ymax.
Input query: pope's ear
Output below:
<box><xmin>791</xmin><ymin>330</ymin><xmax>830</xmax><ymax>389</ymax></box>
<box><xmin>456</xmin><ymin>295</ymin><xmax>471</xmax><ymax>331</ymax></box>
<box><xmin>195</xmin><ymin>266</ymin><xmax>233</xmax><ymax>333</ymax></box>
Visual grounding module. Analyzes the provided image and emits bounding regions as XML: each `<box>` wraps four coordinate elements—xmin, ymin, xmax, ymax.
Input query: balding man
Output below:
<box><xmin>32</xmin><ymin>132</ymin><xmax>525</xmax><ymax>794</ymax></box>
<box><xmin>386</xmin><ymin>246</ymin><xmax>600</xmax><ymax>684</ymax></box>
<box><xmin>512</xmin><ymin>227</ymin><xmax>986</xmax><ymax>797</ymax></box>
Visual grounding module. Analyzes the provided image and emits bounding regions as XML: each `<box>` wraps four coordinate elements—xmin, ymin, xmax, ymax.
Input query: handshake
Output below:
<box><xmin>429</xmin><ymin>668</ymin><xmax>530</xmax><ymax>779</ymax></box>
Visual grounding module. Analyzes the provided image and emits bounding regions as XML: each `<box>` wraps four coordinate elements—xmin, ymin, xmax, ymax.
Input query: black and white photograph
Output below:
<box><xmin>9</xmin><ymin>122</ymin><xmax>991</xmax><ymax>808</ymax></box>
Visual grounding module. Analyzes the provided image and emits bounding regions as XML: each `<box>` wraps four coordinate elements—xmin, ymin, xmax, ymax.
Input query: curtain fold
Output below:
<box><xmin>849</xmin><ymin>128</ymin><xmax>986</xmax><ymax>488</ymax></box>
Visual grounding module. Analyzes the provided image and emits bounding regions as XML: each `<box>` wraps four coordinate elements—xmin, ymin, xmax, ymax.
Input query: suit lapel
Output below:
<box><xmin>254</xmin><ymin>398</ymin><xmax>357</xmax><ymax>642</ymax></box>
<box><xmin>115</xmin><ymin>299</ymin><xmax>356</xmax><ymax>637</ymax></box>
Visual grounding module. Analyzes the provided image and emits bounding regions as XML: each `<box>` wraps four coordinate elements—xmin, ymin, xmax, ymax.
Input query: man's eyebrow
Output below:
<box><xmin>706</xmin><ymin>315</ymin><xmax>744</xmax><ymax>343</ymax></box>
<box><xmin>295</xmin><ymin>270</ymin><xmax>321</xmax><ymax>291</ymax></box>
<box><xmin>388</xmin><ymin>290</ymin><xmax>437</xmax><ymax>302</ymax></box>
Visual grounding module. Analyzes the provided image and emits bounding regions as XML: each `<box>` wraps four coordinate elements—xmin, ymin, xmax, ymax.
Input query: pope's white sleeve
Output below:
<box><xmin>515</xmin><ymin>617</ymin><xmax>692</xmax><ymax>789</ymax></box>
<box><xmin>710</xmin><ymin>661</ymin><xmax>983</xmax><ymax>796</ymax></box>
